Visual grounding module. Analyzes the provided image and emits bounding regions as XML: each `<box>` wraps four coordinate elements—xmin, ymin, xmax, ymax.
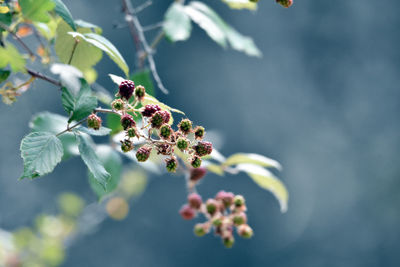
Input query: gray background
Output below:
<box><xmin>1</xmin><ymin>0</ymin><xmax>399</xmax><ymax>266</ymax></box>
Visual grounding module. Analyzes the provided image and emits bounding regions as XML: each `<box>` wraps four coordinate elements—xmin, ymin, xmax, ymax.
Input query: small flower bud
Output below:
<box><xmin>233</xmin><ymin>212</ymin><xmax>247</xmax><ymax>226</ymax></box>
<box><xmin>165</xmin><ymin>157</ymin><xmax>178</xmax><ymax>172</ymax></box>
<box><xmin>206</xmin><ymin>199</ymin><xmax>218</xmax><ymax>215</ymax></box>
<box><xmin>237</xmin><ymin>224</ymin><xmax>253</xmax><ymax>239</ymax></box>
<box><xmin>111</xmin><ymin>99</ymin><xmax>124</xmax><ymax>111</ymax></box>
<box><xmin>134</xmin><ymin>85</ymin><xmax>145</xmax><ymax>101</ymax></box>
<box><xmin>87</xmin><ymin>114</ymin><xmax>102</xmax><ymax>130</ymax></box>
<box><xmin>176</xmin><ymin>137</ymin><xmax>189</xmax><ymax>151</ymax></box>
<box><xmin>136</xmin><ymin>146</ymin><xmax>152</xmax><ymax>162</ymax></box>
<box><xmin>190</xmin><ymin>167</ymin><xmax>207</xmax><ymax>182</ymax></box>
<box><xmin>188</xmin><ymin>193</ymin><xmax>202</xmax><ymax>209</ymax></box>
<box><xmin>159</xmin><ymin>124</ymin><xmax>172</xmax><ymax>139</ymax></box>
<box><xmin>151</xmin><ymin>111</ymin><xmax>164</xmax><ymax>128</ymax></box>
<box><xmin>223</xmin><ymin>236</ymin><xmax>235</xmax><ymax>248</ymax></box>
<box><xmin>216</xmin><ymin>191</ymin><xmax>235</xmax><ymax>208</ymax></box>
<box><xmin>276</xmin><ymin>0</ymin><xmax>293</xmax><ymax>8</ymax></box>
<box><xmin>193</xmin><ymin>141</ymin><xmax>213</xmax><ymax>157</ymax></box>
<box><xmin>120</xmin><ymin>139</ymin><xmax>134</xmax><ymax>152</ymax></box>
<box><xmin>234</xmin><ymin>195</ymin><xmax>245</xmax><ymax>207</ymax></box>
<box><xmin>160</xmin><ymin>110</ymin><xmax>171</xmax><ymax>124</ymax></box>
<box><xmin>194</xmin><ymin>223</ymin><xmax>207</xmax><ymax>237</ymax></box>
<box><xmin>120</xmin><ymin>114</ymin><xmax>136</xmax><ymax>130</ymax></box>
<box><xmin>190</xmin><ymin>156</ymin><xmax>202</xmax><ymax>168</ymax></box>
<box><xmin>194</xmin><ymin>126</ymin><xmax>205</xmax><ymax>140</ymax></box>
<box><xmin>178</xmin><ymin>119</ymin><xmax>192</xmax><ymax>135</ymax></box>
<box><xmin>141</xmin><ymin>104</ymin><xmax>161</xmax><ymax>117</ymax></box>
<box><xmin>118</xmin><ymin>80</ymin><xmax>135</xmax><ymax>100</ymax></box>
<box><xmin>179</xmin><ymin>204</ymin><xmax>195</xmax><ymax>220</ymax></box>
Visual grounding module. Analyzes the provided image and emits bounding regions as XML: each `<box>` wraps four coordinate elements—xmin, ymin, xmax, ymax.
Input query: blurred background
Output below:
<box><xmin>1</xmin><ymin>0</ymin><xmax>400</xmax><ymax>266</ymax></box>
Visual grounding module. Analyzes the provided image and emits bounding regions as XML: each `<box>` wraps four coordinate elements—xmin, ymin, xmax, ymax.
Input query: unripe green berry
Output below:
<box><xmin>176</xmin><ymin>137</ymin><xmax>189</xmax><ymax>151</ymax></box>
<box><xmin>193</xmin><ymin>141</ymin><xmax>213</xmax><ymax>157</ymax></box>
<box><xmin>194</xmin><ymin>223</ymin><xmax>207</xmax><ymax>237</ymax></box>
<box><xmin>276</xmin><ymin>0</ymin><xmax>293</xmax><ymax>8</ymax></box>
<box><xmin>136</xmin><ymin>146</ymin><xmax>152</xmax><ymax>162</ymax></box>
<box><xmin>165</xmin><ymin>157</ymin><xmax>178</xmax><ymax>172</ymax></box>
<box><xmin>234</xmin><ymin>195</ymin><xmax>245</xmax><ymax>207</ymax></box>
<box><xmin>120</xmin><ymin>139</ymin><xmax>134</xmax><ymax>152</ymax></box>
<box><xmin>134</xmin><ymin>85</ymin><xmax>145</xmax><ymax>101</ymax></box>
<box><xmin>111</xmin><ymin>99</ymin><xmax>124</xmax><ymax>111</ymax></box>
<box><xmin>206</xmin><ymin>199</ymin><xmax>218</xmax><ymax>215</ymax></box>
<box><xmin>151</xmin><ymin>111</ymin><xmax>164</xmax><ymax>128</ymax></box>
<box><xmin>126</xmin><ymin>127</ymin><xmax>137</xmax><ymax>138</ymax></box>
<box><xmin>233</xmin><ymin>212</ymin><xmax>247</xmax><ymax>226</ymax></box>
<box><xmin>223</xmin><ymin>236</ymin><xmax>235</xmax><ymax>248</ymax></box>
<box><xmin>190</xmin><ymin>156</ymin><xmax>202</xmax><ymax>168</ymax></box>
<box><xmin>87</xmin><ymin>114</ymin><xmax>102</xmax><ymax>130</ymax></box>
<box><xmin>212</xmin><ymin>217</ymin><xmax>223</xmax><ymax>227</ymax></box>
<box><xmin>237</xmin><ymin>224</ymin><xmax>253</xmax><ymax>239</ymax></box>
<box><xmin>194</xmin><ymin>126</ymin><xmax>205</xmax><ymax>140</ymax></box>
<box><xmin>178</xmin><ymin>119</ymin><xmax>192</xmax><ymax>135</ymax></box>
<box><xmin>159</xmin><ymin>124</ymin><xmax>172</xmax><ymax>139</ymax></box>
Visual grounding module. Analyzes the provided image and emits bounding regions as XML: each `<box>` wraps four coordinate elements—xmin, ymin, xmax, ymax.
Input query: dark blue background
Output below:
<box><xmin>1</xmin><ymin>0</ymin><xmax>399</xmax><ymax>266</ymax></box>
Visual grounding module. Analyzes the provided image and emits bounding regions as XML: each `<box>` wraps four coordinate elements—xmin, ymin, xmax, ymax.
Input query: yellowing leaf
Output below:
<box><xmin>0</xmin><ymin>6</ymin><xmax>9</xmax><ymax>13</ymax></box>
<box><xmin>223</xmin><ymin>153</ymin><xmax>282</xmax><ymax>170</ymax></box>
<box><xmin>222</xmin><ymin>0</ymin><xmax>258</xmax><ymax>10</ymax></box>
<box><xmin>236</xmin><ymin>163</ymin><xmax>288</xmax><ymax>213</ymax></box>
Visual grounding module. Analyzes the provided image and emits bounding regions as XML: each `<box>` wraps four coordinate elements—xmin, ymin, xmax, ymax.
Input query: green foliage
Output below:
<box><xmin>20</xmin><ymin>132</ymin><xmax>64</xmax><ymax>179</ymax></box>
<box><xmin>223</xmin><ymin>153</ymin><xmax>282</xmax><ymax>170</ymax></box>
<box><xmin>88</xmin><ymin>145</ymin><xmax>122</xmax><ymax>199</ymax></box>
<box><xmin>53</xmin><ymin>0</ymin><xmax>76</xmax><ymax>31</ymax></box>
<box><xmin>0</xmin><ymin>69</ymin><xmax>10</xmax><ymax>83</ymax></box>
<box><xmin>163</xmin><ymin>2</ymin><xmax>192</xmax><ymax>42</ymax></box>
<box><xmin>30</xmin><ymin>112</ymin><xmax>78</xmax><ymax>160</ymax></box>
<box><xmin>19</xmin><ymin>0</ymin><xmax>55</xmax><ymax>22</ymax></box>
<box><xmin>131</xmin><ymin>69</ymin><xmax>155</xmax><ymax>96</ymax></box>
<box><xmin>76</xmin><ymin>134</ymin><xmax>110</xmax><ymax>190</ymax></box>
<box><xmin>107</xmin><ymin>113</ymin><xmax>124</xmax><ymax>135</ymax></box>
<box><xmin>0</xmin><ymin>43</ymin><xmax>26</xmax><ymax>72</ymax></box>
<box><xmin>55</xmin><ymin>20</ymin><xmax>103</xmax><ymax>73</ymax></box>
<box><xmin>61</xmin><ymin>79</ymin><xmax>97</xmax><ymax>123</ymax></box>
<box><xmin>222</xmin><ymin>0</ymin><xmax>258</xmax><ymax>10</ymax></box>
<box><xmin>68</xmin><ymin>32</ymin><xmax>129</xmax><ymax>76</ymax></box>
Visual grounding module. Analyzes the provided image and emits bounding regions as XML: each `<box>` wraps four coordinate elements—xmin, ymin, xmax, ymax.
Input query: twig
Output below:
<box><xmin>134</xmin><ymin>0</ymin><xmax>153</xmax><ymax>14</ymax></box>
<box><xmin>26</xmin><ymin>68</ymin><xmax>62</xmax><ymax>87</ymax></box>
<box><xmin>68</xmin><ymin>39</ymin><xmax>79</xmax><ymax>65</ymax></box>
<box><xmin>122</xmin><ymin>0</ymin><xmax>169</xmax><ymax>94</ymax></box>
<box><xmin>142</xmin><ymin>22</ymin><xmax>164</xmax><ymax>32</ymax></box>
<box><xmin>0</xmin><ymin>21</ymin><xmax>37</xmax><ymax>58</ymax></box>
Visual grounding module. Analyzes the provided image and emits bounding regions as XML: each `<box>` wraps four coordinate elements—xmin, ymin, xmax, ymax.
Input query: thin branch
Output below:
<box><xmin>26</xmin><ymin>68</ymin><xmax>62</xmax><ymax>87</ymax></box>
<box><xmin>134</xmin><ymin>0</ymin><xmax>153</xmax><ymax>14</ymax></box>
<box><xmin>0</xmin><ymin>21</ymin><xmax>37</xmax><ymax>58</ymax></box>
<box><xmin>122</xmin><ymin>0</ymin><xmax>169</xmax><ymax>94</ymax></box>
<box><xmin>142</xmin><ymin>22</ymin><xmax>164</xmax><ymax>32</ymax></box>
<box><xmin>56</xmin><ymin>117</ymin><xmax>87</xmax><ymax>137</ymax></box>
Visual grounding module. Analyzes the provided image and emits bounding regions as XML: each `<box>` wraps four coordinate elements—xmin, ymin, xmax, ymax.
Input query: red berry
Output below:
<box><xmin>190</xmin><ymin>167</ymin><xmax>207</xmax><ymax>182</ymax></box>
<box><xmin>160</xmin><ymin>110</ymin><xmax>170</xmax><ymax>124</ymax></box>
<box><xmin>179</xmin><ymin>204</ymin><xmax>195</xmax><ymax>220</ymax></box>
<box><xmin>118</xmin><ymin>80</ymin><xmax>135</xmax><ymax>100</ymax></box>
<box><xmin>193</xmin><ymin>141</ymin><xmax>213</xmax><ymax>157</ymax></box>
<box><xmin>136</xmin><ymin>146</ymin><xmax>152</xmax><ymax>162</ymax></box>
<box><xmin>188</xmin><ymin>193</ymin><xmax>202</xmax><ymax>209</ymax></box>
<box><xmin>141</xmin><ymin>104</ymin><xmax>161</xmax><ymax>117</ymax></box>
<box><xmin>276</xmin><ymin>0</ymin><xmax>293</xmax><ymax>8</ymax></box>
<box><xmin>120</xmin><ymin>114</ymin><xmax>135</xmax><ymax>130</ymax></box>
<box><xmin>216</xmin><ymin>191</ymin><xmax>235</xmax><ymax>208</ymax></box>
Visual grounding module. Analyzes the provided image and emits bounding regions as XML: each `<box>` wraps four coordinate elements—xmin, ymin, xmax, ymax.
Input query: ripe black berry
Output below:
<box><xmin>118</xmin><ymin>80</ymin><xmax>135</xmax><ymax>100</ymax></box>
<box><xmin>141</xmin><ymin>104</ymin><xmax>161</xmax><ymax>117</ymax></box>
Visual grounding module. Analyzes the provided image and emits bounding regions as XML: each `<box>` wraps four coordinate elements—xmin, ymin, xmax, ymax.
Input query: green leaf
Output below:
<box><xmin>76</xmin><ymin>134</ymin><xmax>110</xmax><ymax>190</ymax></box>
<box><xmin>184</xmin><ymin>3</ymin><xmax>226</xmax><ymax>47</ymax></box>
<box><xmin>106</xmin><ymin>113</ymin><xmax>123</xmax><ymax>136</ymax></box>
<box><xmin>61</xmin><ymin>79</ymin><xmax>97</xmax><ymax>123</ymax></box>
<box><xmin>131</xmin><ymin>69</ymin><xmax>155</xmax><ymax>96</ymax></box>
<box><xmin>55</xmin><ymin>20</ymin><xmax>103</xmax><ymax>72</ymax></box>
<box><xmin>236</xmin><ymin>164</ymin><xmax>288</xmax><ymax>212</ymax></box>
<box><xmin>74</xmin><ymin>19</ymin><xmax>102</xmax><ymax>34</ymax></box>
<box><xmin>53</xmin><ymin>0</ymin><xmax>76</xmax><ymax>31</ymax></box>
<box><xmin>30</xmin><ymin>112</ymin><xmax>78</xmax><ymax>160</ymax></box>
<box><xmin>88</xmin><ymin>145</ymin><xmax>122</xmax><ymax>199</ymax></box>
<box><xmin>109</xmin><ymin>73</ymin><xmax>125</xmax><ymax>85</ymax></box>
<box><xmin>68</xmin><ymin>32</ymin><xmax>129</xmax><ymax>77</ymax></box>
<box><xmin>20</xmin><ymin>132</ymin><xmax>64</xmax><ymax>179</ymax></box>
<box><xmin>0</xmin><ymin>12</ymin><xmax>12</xmax><ymax>32</ymax></box>
<box><xmin>0</xmin><ymin>69</ymin><xmax>10</xmax><ymax>83</ymax></box>
<box><xmin>19</xmin><ymin>0</ymin><xmax>55</xmax><ymax>23</ymax></box>
<box><xmin>221</xmin><ymin>0</ymin><xmax>258</xmax><ymax>10</ymax></box>
<box><xmin>163</xmin><ymin>2</ymin><xmax>192</xmax><ymax>42</ymax></box>
<box><xmin>185</xmin><ymin>1</ymin><xmax>261</xmax><ymax>57</ymax></box>
<box><xmin>223</xmin><ymin>153</ymin><xmax>282</xmax><ymax>170</ymax></box>
<box><xmin>77</xmin><ymin>126</ymin><xmax>111</xmax><ymax>136</ymax></box>
<box><xmin>0</xmin><ymin>43</ymin><xmax>26</xmax><ymax>72</ymax></box>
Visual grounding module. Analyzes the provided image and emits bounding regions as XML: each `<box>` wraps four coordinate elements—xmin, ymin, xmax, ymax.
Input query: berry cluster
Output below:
<box><xmin>179</xmin><ymin>190</ymin><xmax>253</xmax><ymax>248</ymax></box>
<box><xmin>87</xmin><ymin>79</ymin><xmax>213</xmax><ymax>173</ymax></box>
